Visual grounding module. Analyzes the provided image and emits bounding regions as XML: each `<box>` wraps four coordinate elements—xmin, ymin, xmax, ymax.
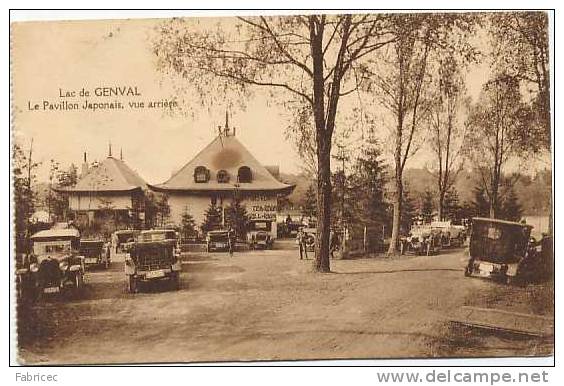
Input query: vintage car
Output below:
<box><xmin>112</xmin><ymin>229</ymin><xmax>140</xmax><ymax>254</ymax></box>
<box><xmin>464</xmin><ymin>217</ymin><xmax>549</xmax><ymax>284</ymax></box>
<box><xmin>248</xmin><ymin>230</ymin><xmax>273</xmax><ymax>250</ymax></box>
<box><xmin>206</xmin><ymin>230</ymin><xmax>232</xmax><ymax>252</ymax></box>
<box><xmin>79</xmin><ymin>239</ymin><xmax>110</xmax><ymax>269</ymax></box>
<box><xmin>431</xmin><ymin>221</ymin><xmax>466</xmax><ymax>247</ymax></box>
<box><xmin>125</xmin><ymin>238</ymin><xmax>181</xmax><ymax>293</ymax></box>
<box><xmin>20</xmin><ymin>228</ymin><xmax>85</xmax><ymax>297</ymax></box>
<box><xmin>400</xmin><ymin>225</ymin><xmax>442</xmax><ymax>256</ymax></box>
<box><xmin>247</xmin><ymin>220</ymin><xmax>274</xmax><ymax>250</ymax></box>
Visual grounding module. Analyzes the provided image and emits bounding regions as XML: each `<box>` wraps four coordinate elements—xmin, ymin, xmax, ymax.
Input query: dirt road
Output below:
<box><xmin>16</xmin><ymin>245</ymin><xmax>553</xmax><ymax>364</ymax></box>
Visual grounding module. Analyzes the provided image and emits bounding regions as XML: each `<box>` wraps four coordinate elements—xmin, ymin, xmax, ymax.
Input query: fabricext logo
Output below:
<box><xmin>375</xmin><ymin>369</ymin><xmax>550</xmax><ymax>384</ymax></box>
<box><xmin>15</xmin><ymin>372</ymin><xmax>59</xmax><ymax>382</ymax></box>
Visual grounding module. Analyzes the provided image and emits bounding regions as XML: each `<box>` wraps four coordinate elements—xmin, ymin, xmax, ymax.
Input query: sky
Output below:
<box><xmin>11</xmin><ymin>15</ymin><xmax>544</xmax><ymax>185</ymax></box>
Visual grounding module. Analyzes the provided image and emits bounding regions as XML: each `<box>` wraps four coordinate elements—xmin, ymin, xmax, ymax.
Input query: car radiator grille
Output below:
<box><xmin>137</xmin><ymin>255</ymin><xmax>172</xmax><ymax>271</ymax></box>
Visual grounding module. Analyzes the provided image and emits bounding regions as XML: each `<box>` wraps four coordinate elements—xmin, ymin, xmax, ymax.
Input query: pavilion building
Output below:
<box><xmin>55</xmin><ymin>147</ymin><xmax>147</xmax><ymax>230</ymax></box>
<box><xmin>148</xmin><ymin>125</ymin><xmax>295</xmax><ymax>239</ymax></box>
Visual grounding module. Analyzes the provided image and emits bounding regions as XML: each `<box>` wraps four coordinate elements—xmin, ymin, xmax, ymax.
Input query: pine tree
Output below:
<box><xmin>201</xmin><ymin>203</ymin><xmax>222</xmax><ymax>234</ymax></box>
<box><xmin>420</xmin><ymin>190</ymin><xmax>435</xmax><ymax>223</ymax></box>
<box><xmin>224</xmin><ymin>199</ymin><xmax>249</xmax><ymax>238</ymax></box>
<box><xmin>471</xmin><ymin>186</ymin><xmax>490</xmax><ymax>218</ymax></box>
<box><xmin>443</xmin><ymin>188</ymin><xmax>462</xmax><ymax>221</ymax></box>
<box><xmin>302</xmin><ymin>183</ymin><xmax>317</xmax><ymax>219</ymax></box>
<box><xmin>401</xmin><ymin>188</ymin><xmax>417</xmax><ymax>234</ymax></box>
<box><xmin>500</xmin><ymin>188</ymin><xmax>523</xmax><ymax>221</ymax></box>
<box><xmin>180</xmin><ymin>206</ymin><xmax>197</xmax><ymax>240</ymax></box>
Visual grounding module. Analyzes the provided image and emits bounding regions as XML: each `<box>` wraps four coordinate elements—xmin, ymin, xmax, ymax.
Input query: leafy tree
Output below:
<box><xmin>48</xmin><ymin>161</ymin><xmax>78</xmax><ymax>221</ymax></box>
<box><xmin>145</xmin><ymin>191</ymin><xmax>171</xmax><ymax>228</ymax></box>
<box><xmin>224</xmin><ymin>199</ymin><xmax>249</xmax><ymax>239</ymax></box>
<box><xmin>154</xmin><ymin>14</ymin><xmax>399</xmax><ymax>272</ymax></box>
<box><xmin>466</xmin><ymin>74</ymin><xmax>531</xmax><ymax>218</ymax></box>
<box><xmin>365</xmin><ymin>14</ymin><xmax>477</xmax><ymax>254</ymax></box>
<box><xmin>428</xmin><ymin>54</ymin><xmax>467</xmax><ymax>220</ymax></box>
<box><xmin>201</xmin><ymin>203</ymin><xmax>222</xmax><ymax>234</ymax></box>
<box><xmin>13</xmin><ymin>140</ymin><xmax>40</xmax><ymax>253</ymax></box>
<box><xmin>179</xmin><ymin>206</ymin><xmax>197</xmax><ymax>240</ymax></box>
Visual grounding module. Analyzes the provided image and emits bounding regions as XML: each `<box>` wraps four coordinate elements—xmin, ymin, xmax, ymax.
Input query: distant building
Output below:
<box><xmin>149</xmin><ymin>124</ymin><xmax>294</xmax><ymax>238</ymax></box>
<box><xmin>54</xmin><ymin>147</ymin><xmax>147</xmax><ymax>230</ymax></box>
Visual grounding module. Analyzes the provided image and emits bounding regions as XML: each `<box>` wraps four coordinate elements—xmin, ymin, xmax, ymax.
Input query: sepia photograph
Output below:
<box><xmin>10</xmin><ymin>9</ymin><xmax>553</xmax><ymax>366</ymax></box>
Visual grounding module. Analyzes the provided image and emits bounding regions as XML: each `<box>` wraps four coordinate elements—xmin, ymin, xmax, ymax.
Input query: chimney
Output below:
<box><xmin>120</xmin><ymin>148</ymin><xmax>123</xmax><ymax>161</ymax></box>
<box><xmin>81</xmin><ymin>152</ymin><xmax>89</xmax><ymax>177</ymax></box>
<box><xmin>108</xmin><ymin>141</ymin><xmax>112</xmax><ymax>157</ymax></box>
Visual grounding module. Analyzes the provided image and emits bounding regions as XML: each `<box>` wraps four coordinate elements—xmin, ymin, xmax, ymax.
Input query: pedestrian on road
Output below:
<box><xmin>228</xmin><ymin>227</ymin><xmax>234</xmax><ymax>257</ymax></box>
<box><xmin>330</xmin><ymin>231</ymin><xmax>340</xmax><ymax>259</ymax></box>
<box><xmin>297</xmin><ymin>228</ymin><xmax>308</xmax><ymax>260</ymax></box>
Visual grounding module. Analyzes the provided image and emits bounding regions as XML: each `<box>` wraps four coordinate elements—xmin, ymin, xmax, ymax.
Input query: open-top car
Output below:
<box><xmin>400</xmin><ymin>225</ymin><xmax>442</xmax><ymax>256</ymax></box>
<box><xmin>464</xmin><ymin>217</ymin><xmax>549</xmax><ymax>285</ymax></box>
<box><xmin>431</xmin><ymin>221</ymin><xmax>466</xmax><ymax>247</ymax></box>
<box><xmin>125</xmin><ymin>235</ymin><xmax>182</xmax><ymax>293</ymax></box>
<box><xmin>22</xmin><ymin>228</ymin><xmax>85</xmax><ymax>298</ymax></box>
<box><xmin>79</xmin><ymin>239</ymin><xmax>109</xmax><ymax>269</ymax></box>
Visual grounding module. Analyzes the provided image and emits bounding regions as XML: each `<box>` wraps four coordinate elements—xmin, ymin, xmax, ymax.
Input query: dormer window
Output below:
<box><xmin>194</xmin><ymin>166</ymin><xmax>210</xmax><ymax>183</ymax></box>
<box><xmin>217</xmin><ymin>170</ymin><xmax>230</xmax><ymax>183</ymax></box>
<box><xmin>237</xmin><ymin>166</ymin><xmax>252</xmax><ymax>183</ymax></box>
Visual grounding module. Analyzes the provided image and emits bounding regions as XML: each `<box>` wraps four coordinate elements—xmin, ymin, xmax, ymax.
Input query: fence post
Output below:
<box><xmin>363</xmin><ymin>226</ymin><xmax>367</xmax><ymax>253</ymax></box>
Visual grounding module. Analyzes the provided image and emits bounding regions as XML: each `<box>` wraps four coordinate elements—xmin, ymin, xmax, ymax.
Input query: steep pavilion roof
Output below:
<box><xmin>149</xmin><ymin>134</ymin><xmax>294</xmax><ymax>195</ymax></box>
<box><xmin>55</xmin><ymin>156</ymin><xmax>146</xmax><ymax>193</ymax></box>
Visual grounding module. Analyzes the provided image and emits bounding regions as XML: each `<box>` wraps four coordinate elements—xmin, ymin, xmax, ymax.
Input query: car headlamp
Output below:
<box><xmin>59</xmin><ymin>261</ymin><xmax>69</xmax><ymax>271</ymax></box>
<box><xmin>30</xmin><ymin>263</ymin><xmax>39</xmax><ymax>273</ymax></box>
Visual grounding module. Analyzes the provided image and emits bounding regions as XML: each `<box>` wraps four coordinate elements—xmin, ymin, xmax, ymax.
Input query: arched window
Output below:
<box><xmin>194</xmin><ymin>166</ymin><xmax>210</xmax><ymax>183</ymax></box>
<box><xmin>217</xmin><ymin>170</ymin><xmax>230</xmax><ymax>183</ymax></box>
<box><xmin>237</xmin><ymin>166</ymin><xmax>252</xmax><ymax>183</ymax></box>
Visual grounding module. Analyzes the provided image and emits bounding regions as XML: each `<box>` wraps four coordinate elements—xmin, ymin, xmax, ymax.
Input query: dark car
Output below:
<box><xmin>79</xmin><ymin>240</ymin><xmax>109</xmax><ymax>269</ymax></box>
<box><xmin>464</xmin><ymin>217</ymin><xmax>550</xmax><ymax>284</ymax></box>
<box><xmin>21</xmin><ymin>228</ymin><xmax>85</xmax><ymax>298</ymax></box>
<box><xmin>125</xmin><ymin>238</ymin><xmax>181</xmax><ymax>293</ymax></box>
<box><xmin>206</xmin><ymin>230</ymin><xmax>231</xmax><ymax>252</ymax></box>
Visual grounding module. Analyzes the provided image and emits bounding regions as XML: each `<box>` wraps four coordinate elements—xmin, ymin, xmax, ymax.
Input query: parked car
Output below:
<box><xmin>248</xmin><ymin>230</ymin><xmax>273</xmax><ymax>250</ymax></box>
<box><xmin>79</xmin><ymin>239</ymin><xmax>109</xmax><ymax>269</ymax></box>
<box><xmin>125</xmin><ymin>236</ymin><xmax>181</xmax><ymax>293</ymax></box>
<box><xmin>21</xmin><ymin>228</ymin><xmax>85</xmax><ymax>298</ymax></box>
<box><xmin>112</xmin><ymin>229</ymin><xmax>140</xmax><ymax>254</ymax></box>
<box><xmin>431</xmin><ymin>221</ymin><xmax>466</xmax><ymax>247</ymax></box>
<box><xmin>206</xmin><ymin>230</ymin><xmax>231</xmax><ymax>252</ymax></box>
<box><xmin>464</xmin><ymin>217</ymin><xmax>550</xmax><ymax>284</ymax></box>
<box><xmin>400</xmin><ymin>225</ymin><xmax>442</xmax><ymax>256</ymax></box>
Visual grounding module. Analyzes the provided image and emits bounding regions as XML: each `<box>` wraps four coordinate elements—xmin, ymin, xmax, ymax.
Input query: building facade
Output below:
<box><xmin>149</xmin><ymin>127</ymin><xmax>294</xmax><ymax>238</ymax></box>
<box><xmin>55</xmin><ymin>150</ymin><xmax>147</xmax><ymax>232</ymax></box>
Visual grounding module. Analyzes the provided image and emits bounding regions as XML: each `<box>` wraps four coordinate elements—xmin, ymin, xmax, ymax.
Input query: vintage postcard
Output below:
<box><xmin>10</xmin><ymin>11</ymin><xmax>553</xmax><ymax>365</ymax></box>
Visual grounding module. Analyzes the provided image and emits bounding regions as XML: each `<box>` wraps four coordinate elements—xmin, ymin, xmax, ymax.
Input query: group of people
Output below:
<box><xmin>296</xmin><ymin>228</ymin><xmax>340</xmax><ymax>260</ymax></box>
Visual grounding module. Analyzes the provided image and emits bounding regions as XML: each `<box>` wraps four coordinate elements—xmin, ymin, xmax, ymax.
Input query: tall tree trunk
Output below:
<box><xmin>314</xmin><ymin>136</ymin><xmax>332</xmax><ymax>272</ymax></box>
<box><xmin>388</xmin><ymin>159</ymin><xmax>403</xmax><ymax>255</ymax></box>
<box><xmin>438</xmin><ymin>191</ymin><xmax>445</xmax><ymax>221</ymax></box>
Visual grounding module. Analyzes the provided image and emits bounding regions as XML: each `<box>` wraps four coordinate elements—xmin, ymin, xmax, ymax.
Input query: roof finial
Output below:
<box><xmin>120</xmin><ymin>148</ymin><xmax>123</xmax><ymax>161</ymax></box>
<box><xmin>225</xmin><ymin>109</ymin><xmax>229</xmax><ymax>129</ymax></box>
<box><xmin>108</xmin><ymin>141</ymin><xmax>112</xmax><ymax>157</ymax></box>
<box><xmin>83</xmin><ymin>151</ymin><xmax>87</xmax><ymax>163</ymax></box>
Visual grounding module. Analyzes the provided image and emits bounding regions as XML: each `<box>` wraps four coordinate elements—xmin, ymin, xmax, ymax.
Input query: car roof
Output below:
<box><xmin>31</xmin><ymin>228</ymin><xmax>80</xmax><ymax>239</ymax></box>
<box><xmin>472</xmin><ymin>217</ymin><xmax>533</xmax><ymax>229</ymax></box>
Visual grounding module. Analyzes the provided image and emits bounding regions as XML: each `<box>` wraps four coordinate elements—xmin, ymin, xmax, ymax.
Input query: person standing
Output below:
<box><xmin>228</xmin><ymin>227</ymin><xmax>235</xmax><ymax>257</ymax></box>
<box><xmin>297</xmin><ymin>228</ymin><xmax>308</xmax><ymax>260</ymax></box>
<box><xmin>330</xmin><ymin>231</ymin><xmax>340</xmax><ymax>259</ymax></box>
